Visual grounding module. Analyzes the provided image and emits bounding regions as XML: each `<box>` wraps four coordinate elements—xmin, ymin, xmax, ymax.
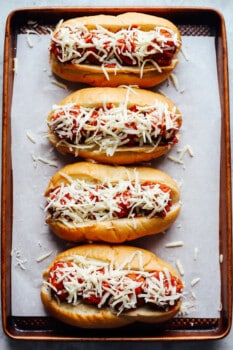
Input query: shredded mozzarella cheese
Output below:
<box><xmin>168</xmin><ymin>144</ymin><xmax>194</xmax><ymax>165</ymax></box>
<box><xmin>178</xmin><ymin>300</ymin><xmax>195</xmax><ymax>316</ymax></box>
<box><xmin>45</xmin><ymin>252</ymin><xmax>183</xmax><ymax>314</ymax></box>
<box><xmin>219</xmin><ymin>254</ymin><xmax>223</xmax><ymax>263</ymax></box>
<box><xmin>36</xmin><ymin>250</ymin><xmax>54</xmax><ymax>262</ymax></box>
<box><xmin>169</xmin><ymin>73</ymin><xmax>179</xmax><ymax>91</ymax></box>
<box><xmin>12</xmin><ymin>248</ymin><xmax>28</xmax><ymax>270</ymax></box>
<box><xmin>190</xmin><ymin>277</ymin><xmax>200</xmax><ymax>287</ymax></box>
<box><xmin>175</xmin><ymin>259</ymin><xmax>184</xmax><ymax>276</ymax></box>
<box><xmin>45</xmin><ymin>172</ymin><xmax>173</xmax><ymax>226</ymax></box>
<box><xmin>25</xmin><ymin>29</ymin><xmax>41</xmax><ymax>48</ymax></box>
<box><xmin>32</xmin><ymin>154</ymin><xmax>58</xmax><ymax>167</ymax></box>
<box><xmin>26</xmin><ymin>129</ymin><xmax>36</xmax><ymax>144</ymax></box>
<box><xmin>48</xmin><ymin>99</ymin><xmax>180</xmax><ymax>156</ymax></box>
<box><xmin>165</xmin><ymin>240</ymin><xmax>184</xmax><ymax>248</ymax></box>
<box><xmin>51</xmin><ymin>79</ymin><xmax>68</xmax><ymax>90</ymax></box>
<box><xmin>13</xmin><ymin>57</ymin><xmax>18</xmax><ymax>73</ymax></box>
<box><xmin>50</xmin><ymin>23</ymin><xmax>181</xmax><ymax>77</ymax></box>
<box><xmin>193</xmin><ymin>247</ymin><xmax>199</xmax><ymax>261</ymax></box>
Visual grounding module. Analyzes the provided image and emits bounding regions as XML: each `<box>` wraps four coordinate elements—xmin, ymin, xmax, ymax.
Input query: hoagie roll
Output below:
<box><xmin>41</xmin><ymin>244</ymin><xmax>184</xmax><ymax>328</ymax></box>
<box><xmin>47</xmin><ymin>87</ymin><xmax>182</xmax><ymax>164</ymax></box>
<box><xmin>50</xmin><ymin>12</ymin><xmax>181</xmax><ymax>87</ymax></box>
<box><xmin>45</xmin><ymin>162</ymin><xmax>181</xmax><ymax>243</ymax></box>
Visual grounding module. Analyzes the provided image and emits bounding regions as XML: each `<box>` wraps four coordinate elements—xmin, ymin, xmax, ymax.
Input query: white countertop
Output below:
<box><xmin>0</xmin><ymin>0</ymin><xmax>232</xmax><ymax>349</ymax></box>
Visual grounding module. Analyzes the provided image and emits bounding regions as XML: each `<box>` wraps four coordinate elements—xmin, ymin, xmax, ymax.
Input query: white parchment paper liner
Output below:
<box><xmin>10</xmin><ymin>34</ymin><xmax>221</xmax><ymax>318</ymax></box>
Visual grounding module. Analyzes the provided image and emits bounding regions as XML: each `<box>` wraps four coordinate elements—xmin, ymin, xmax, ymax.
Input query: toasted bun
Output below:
<box><xmin>47</xmin><ymin>87</ymin><xmax>182</xmax><ymax>164</ymax></box>
<box><xmin>45</xmin><ymin>162</ymin><xmax>181</xmax><ymax>243</ymax></box>
<box><xmin>50</xmin><ymin>12</ymin><xmax>181</xmax><ymax>87</ymax></box>
<box><xmin>41</xmin><ymin>244</ymin><xmax>183</xmax><ymax>328</ymax></box>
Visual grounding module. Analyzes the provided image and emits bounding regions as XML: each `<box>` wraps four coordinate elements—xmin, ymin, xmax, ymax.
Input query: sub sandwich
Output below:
<box><xmin>47</xmin><ymin>87</ymin><xmax>182</xmax><ymax>164</ymax></box>
<box><xmin>44</xmin><ymin>162</ymin><xmax>181</xmax><ymax>243</ymax></box>
<box><xmin>50</xmin><ymin>12</ymin><xmax>181</xmax><ymax>87</ymax></box>
<box><xmin>41</xmin><ymin>244</ymin><xmax>184</xmax><ymax>328</ymax></box>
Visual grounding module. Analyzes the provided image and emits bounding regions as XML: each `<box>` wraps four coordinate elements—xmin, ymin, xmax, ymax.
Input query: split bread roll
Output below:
<box><xmin>41</xmin><ymin>244</ymin><xmax>184</xmax><ymax>328</ymax></box>
<box><xmin>50</xmin><ymin>12</ymin><xmax>182</xmax><ymax>87</ymax></box>
<box><xmin>47</xmin><ymin>87</ymin><xmax>182</xmax><ymax>164</ymax></box>
<box><xmin>44</xmin><ymin>162</ymin><xmax>181</xmax><ymax>243</ymax></box>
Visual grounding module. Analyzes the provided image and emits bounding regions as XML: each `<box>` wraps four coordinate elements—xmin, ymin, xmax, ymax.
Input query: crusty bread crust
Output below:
<box><xmin>47</xmin><ymin>87</ymin><xmax>179</xmax><ymax>116</ymax></box>
<box><xmin>41</xmin><ymin>244</ymin><xmax>183</xmax><ymax>328</ymax></box>
<box><xmin>47</xmin><ymin>87</ymin><xmax>182</xmax><ymax>164</ymax></box>
<box><xmin>45</xmin><ymin>162</ymin><xmax>181</xmax><ymax>243</ymax></box>
<box><xmin>58</xmin><ymin>12</ymin><xmax>181</xmax><ymax>33</ymax></box>
<box><xmin>50</xmin><ymin>12</ymin><xmax>181</xmax><ymax>87</ymax></box>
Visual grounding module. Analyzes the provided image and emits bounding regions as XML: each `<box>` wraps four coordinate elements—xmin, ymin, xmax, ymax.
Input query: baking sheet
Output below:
<box><xmin>1</xmin><ymin>6</ymin><xmax>231</xmax><ymax>341</ymax></box>
<box><xmin>10</xmin><ymin>33</ymin><xmax>221</xmax><ymax>319</ymax></box>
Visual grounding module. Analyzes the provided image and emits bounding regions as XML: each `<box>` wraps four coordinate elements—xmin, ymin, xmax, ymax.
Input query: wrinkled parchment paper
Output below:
<box><xmin>10</xmin><ymin>33</ymin><xmax>222</xmax><ymax>318</ymax></box>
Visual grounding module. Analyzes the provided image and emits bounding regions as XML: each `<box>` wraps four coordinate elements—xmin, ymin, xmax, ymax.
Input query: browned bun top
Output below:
<box><xmin>47</xmin><ymin>86</ymin><xmax>181</xmax><ymax>116</ymax></box>
<box><xmin>56</xmin><ymin>12</ymin><xmax>181</xmax><ymax>40</ymax></box>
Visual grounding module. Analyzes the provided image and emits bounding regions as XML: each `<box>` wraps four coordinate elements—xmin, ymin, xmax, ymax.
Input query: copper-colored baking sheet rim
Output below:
<box><xmin>1</xmin><ymin>6</ymin><xmax>232</xmax><ymax>341</ymax></box>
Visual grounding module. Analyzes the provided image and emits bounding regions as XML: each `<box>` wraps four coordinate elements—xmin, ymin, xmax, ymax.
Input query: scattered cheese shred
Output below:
<box><xmin>167</xmin><ymin>155</ymin><xmax>184</xmax><ymax>165</ymax></box>
<box><xmin>178</xmin><ymin>300</ymin><xmax>195</xmax><ymax>316</ymax></box>
<box><xmin>191</xmin><ymin>291</ymin><xmax>197</xmax><ymax>300</ymax></box>
<box><xmin>157</xmin><ymin>89</ymin><xmax>168</xmax><ymax>97</ymax></box>
<box><xmin>168</xmin><ymin>144</ymin><xmax>194</xmax><ymax>165</ymax></box>
<box><xmin>165</xmin><ymin>240</ymin><xmax>184</xmax><ymax>248</ymax></box>
<box><xmin>193</xmin><ymin>247</ymin><xmax>199</xmax><ymax>261</ymax></box>
<box><xmin>181</xmin><ymin>46</ymin><xmax>189</xmax><ymax>61</ymax></box>
<box><xmin>26</xmin><ymin>34</ymin><xmax>34</xmax><ymax>48</ymax></box>
<box><xmin>25</xmin><ymin>29</ymin><xmax>41</xmax><ymax>48</ymax></box>
<box><xmin>27</xmin><ymin>20</ymin><xmax>38</xmax><ymax>27</ymax></box>
<box><xmin>12</xmin><ymin>248</ymin><xmax>28</xmax><ymax>270</ymax></box>
<box><xmin>169</xmin><ymin>73</ymin><xmax>179</xmax><ymax>91</ymax></box>
<box><xmin>175</xmin><ymin>259</ymin><xmax>184</xmax><ymax>276</ymax></box>
<box><xmin>31</xmin><ymin>154</ymin><xmax>58</xmax><ymax>167</ymax></box>
<box><xmin>26</xmin><ymin>129</ymin><xmax>36</xmax><ymax>144</ymax></box>
<box><xmin>190</xmin><ymin>277</ymin><xmax>200</xmax><ymax>287</ymax></box>
<box><xmin>219</xmin><ymin>254</ymin><xmax>223</xmax><ymax>263</ymax></box>
<box><xmin>36</xmin><ymin>250</ymin><xmax>54</xmax><ymax>262</ymax></box>
<box><xmin>13</xmin><ymin>57</ymin><xmax>18</xmax><ymax>73</ymax></box>
<box><xmin>178</xmin><ymin>144</ymin><xmax>194</xmax><ymax>158</ymax></box>
<box><xmin>16</xmin><ymin>258</ymin><xmax>28</xmax><ymax>270</ymax></box>
<box><xmin>218</xmin><ymin>302</ymin><xmax>222</xmax><ymax>312</ymax></box>
<box><xmin>51</xmin><ymin>79</ymin><xmax>68</xmax><ymax>90</ymax></box>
